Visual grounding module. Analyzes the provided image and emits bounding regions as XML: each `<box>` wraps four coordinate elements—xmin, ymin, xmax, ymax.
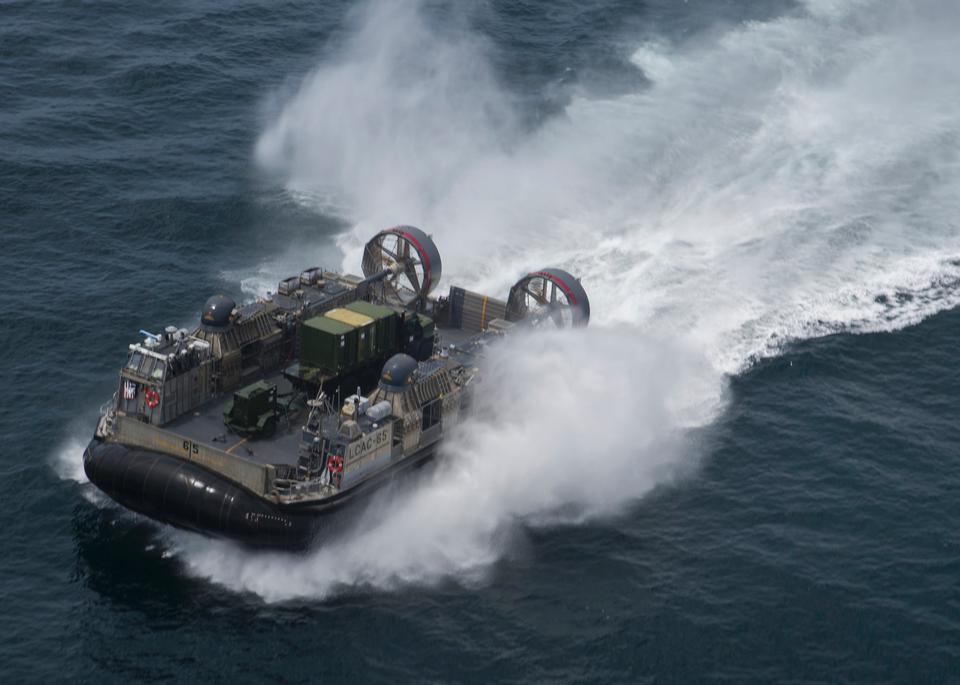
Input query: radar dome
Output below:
<box><xmin>200</xmin><ymin>294</ymin><xmax>236</xmax><ymax>330</ymax></box>
<box><xmin>380</xmin><ymin>353</ymin><xmax>418</xmax><ymax>390</ymax></box>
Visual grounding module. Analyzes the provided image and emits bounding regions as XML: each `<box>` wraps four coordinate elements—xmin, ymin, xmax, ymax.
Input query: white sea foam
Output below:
<box><xmin>175</xmin><ymin>329</ymin><xmax>722</xmax><ymax>602</ymax></box>
<box><xmin>258</xmin><ymin>0</ymin><xmax>960</xmax><ymax>372</ymax></box>
<box><xmin>53</xmin><ymin>435</ymin><xmax>89</xmax><ymax>485</ymax></box>
<box><xmin>52</xmin><ymin>432</ymin><xmax>113</xmax><ymax>506</ymax></box>
<box><xmin>180</xmin><ymin>0</ymin><xmax>960</xmax><ymax>599</ymax></box>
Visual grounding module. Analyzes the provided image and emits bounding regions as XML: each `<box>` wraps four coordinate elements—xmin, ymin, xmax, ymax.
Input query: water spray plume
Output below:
<box><xmin>259</xmin><ymin>0</ymin><xmax>960</xmax><ymax>372</ymax></box>
<box><xmin>63</xmin><ymin>0</ymin><xmax>960</xmax><ymax>600</ymax></box>
<box><xmin>174</xmin><ymin>330</ymin><xmax>721</xmax><ymax>602</ymax></box>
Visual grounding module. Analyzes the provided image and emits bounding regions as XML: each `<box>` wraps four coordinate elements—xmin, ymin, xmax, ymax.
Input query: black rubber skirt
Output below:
<box><xmin>83</xmin><ymin>440</ymin><xmax>324</xmax><ymax>548</ymax></box>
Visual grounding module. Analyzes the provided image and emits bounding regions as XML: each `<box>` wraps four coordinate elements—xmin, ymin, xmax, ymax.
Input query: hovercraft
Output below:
<box><xmin>84</xmin><ymin>227</ymin><xmax>590</xmax><ymax>547</ymax></box>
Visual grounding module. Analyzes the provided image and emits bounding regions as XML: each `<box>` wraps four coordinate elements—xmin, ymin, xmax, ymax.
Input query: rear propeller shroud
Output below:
<box><xmin>361</xmin><ymin>226</ymin><xmax>443</xmax><ymax>306</ymax></box>
<box><xmin>506</xmin><ymin>268</ymin><xmax>590</xmax><ymax>328</ymax></box>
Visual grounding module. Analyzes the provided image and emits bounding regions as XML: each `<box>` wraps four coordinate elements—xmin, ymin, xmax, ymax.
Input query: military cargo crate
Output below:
<box><xmin>325</xmin><ymin>308</ymin><xmax>375</xmax><ymax>363</ymax></box>
<box><xmin>300</xmin><ymin>316</ymin><xmax>357</xmax><ymax>373</ymax></box>
<box><xmin>418</xmin><ymin>313</ymin><xmax>435</xmax><ymax>338</ymax></box>
<box><xmin>402</xmin><ymin>313</ymin><xmax>435</xmax><ymax>339</ymax></box>
<box><xmin>346</xmin><ymin>300</ymin><xmax>398</xmax><ymax>356</ymax></box>
<box><xmin>400</xmin><ymin>313</ymin><xmax>436</xmax><ymax>360</ymax></box>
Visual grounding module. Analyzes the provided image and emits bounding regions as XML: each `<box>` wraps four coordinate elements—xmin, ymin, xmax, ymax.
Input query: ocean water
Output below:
<box><xmin>2</xmin><ymin>0</ymin><xmax>960</xmax><ymax>682</ymax></box>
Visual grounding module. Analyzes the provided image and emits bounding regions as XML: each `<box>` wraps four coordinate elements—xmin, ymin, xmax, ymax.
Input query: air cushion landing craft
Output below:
<box><xmin>84</xmin><ymin>226</ymin><xmax>590</xmax><ymax>547</ymax></box>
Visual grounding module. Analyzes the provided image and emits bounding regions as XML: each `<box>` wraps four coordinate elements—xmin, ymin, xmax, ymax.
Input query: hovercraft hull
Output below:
<box><xmin>83</xmin><ymin>439</ymin><xmax>435</xmax><ymax>548</ymax></box>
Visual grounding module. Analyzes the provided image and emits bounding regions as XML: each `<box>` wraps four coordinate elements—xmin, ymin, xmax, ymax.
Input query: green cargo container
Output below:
<box><xmin>394</xmin><ymin>312</ymin><xmax>435</xmax><ymax>360</ymax></box>
<box><xmin>417</xmin><ymin>313</ymin><xmax>435</xmax><ymax>338</ymax></box>
<box><xmin>325</xmin><ymin>308</ymin><xmax>376</xmax><ymax>364</ymax></box>
<box><xmin>345</xmin><ymin>300</ymin><xmax>398</xmax><ymax>356</ymax></box>
<box><xmin>300</xmin><ymin>316</ymin><xmax>357</xmax><ymax>374</ymax></box>
<box><xmin>401</xmin><ymin>312</ymin><xmax>435</xmax><ymax>341</ymax></box>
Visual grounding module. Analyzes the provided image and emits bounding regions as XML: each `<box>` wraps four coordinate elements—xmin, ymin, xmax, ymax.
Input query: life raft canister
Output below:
<box><xmin>145</xmin><ymin>388</ymin><xmax>160</xmax><ymax>409</ymax></box>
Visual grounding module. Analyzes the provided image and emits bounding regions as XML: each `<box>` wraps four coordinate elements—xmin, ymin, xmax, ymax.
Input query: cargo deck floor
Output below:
<box><xmin>165</xmin><ymin>372</ymin><xmax>305</xmax><ymax>466</ymax></box>
<box><xmin>162</xmin><ymin>323</ymin><xmax>485</xmax><ymax>467</ymax></box>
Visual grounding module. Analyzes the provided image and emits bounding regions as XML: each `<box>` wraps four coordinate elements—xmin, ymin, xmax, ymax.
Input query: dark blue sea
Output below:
<box><xmin>3</xmin><ymin>0</ymin><xmax>960</xmax><ymax>682</ymax></box>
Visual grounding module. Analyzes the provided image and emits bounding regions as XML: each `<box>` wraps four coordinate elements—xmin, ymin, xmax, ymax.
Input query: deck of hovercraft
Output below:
<box><xmin>160</xmin><ymin>324</ymin><xmax>491</xmax><ymax>467</ymax></box>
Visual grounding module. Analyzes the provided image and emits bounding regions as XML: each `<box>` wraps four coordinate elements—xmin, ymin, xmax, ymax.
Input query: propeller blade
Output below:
<box><xmin>379</xmin><ymin>244</ymin><xmax>400</xmax><ymax>261</ymax></box>
<box><xmin>523</xmin><ymin>286</ymin><xmax>549</xmax><ymax>305</ymax></box>
<box><xmin>405</xmin><ymin>262</ymin><xmax>422</xmax><ymax>295</ymax></box>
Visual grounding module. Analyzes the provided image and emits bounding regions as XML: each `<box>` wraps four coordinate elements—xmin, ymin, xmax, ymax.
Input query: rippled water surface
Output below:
<box><xmin>2</xmin><ymin>0</ymin><xmax>959</xmax><ymax>682</ymax></box>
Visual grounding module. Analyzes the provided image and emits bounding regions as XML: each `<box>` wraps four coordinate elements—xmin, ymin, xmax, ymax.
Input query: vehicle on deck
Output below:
<box><xmin>83</xmin><ymin>226</ymin><xmax>590</xmax><ymax>547</ymax></box>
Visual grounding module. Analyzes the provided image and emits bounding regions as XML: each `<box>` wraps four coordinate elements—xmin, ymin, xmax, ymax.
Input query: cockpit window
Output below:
<box><xmin>126</xmin><ymin>352</ymin><xmax>143</xmax><ymax>371</ymax></box>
